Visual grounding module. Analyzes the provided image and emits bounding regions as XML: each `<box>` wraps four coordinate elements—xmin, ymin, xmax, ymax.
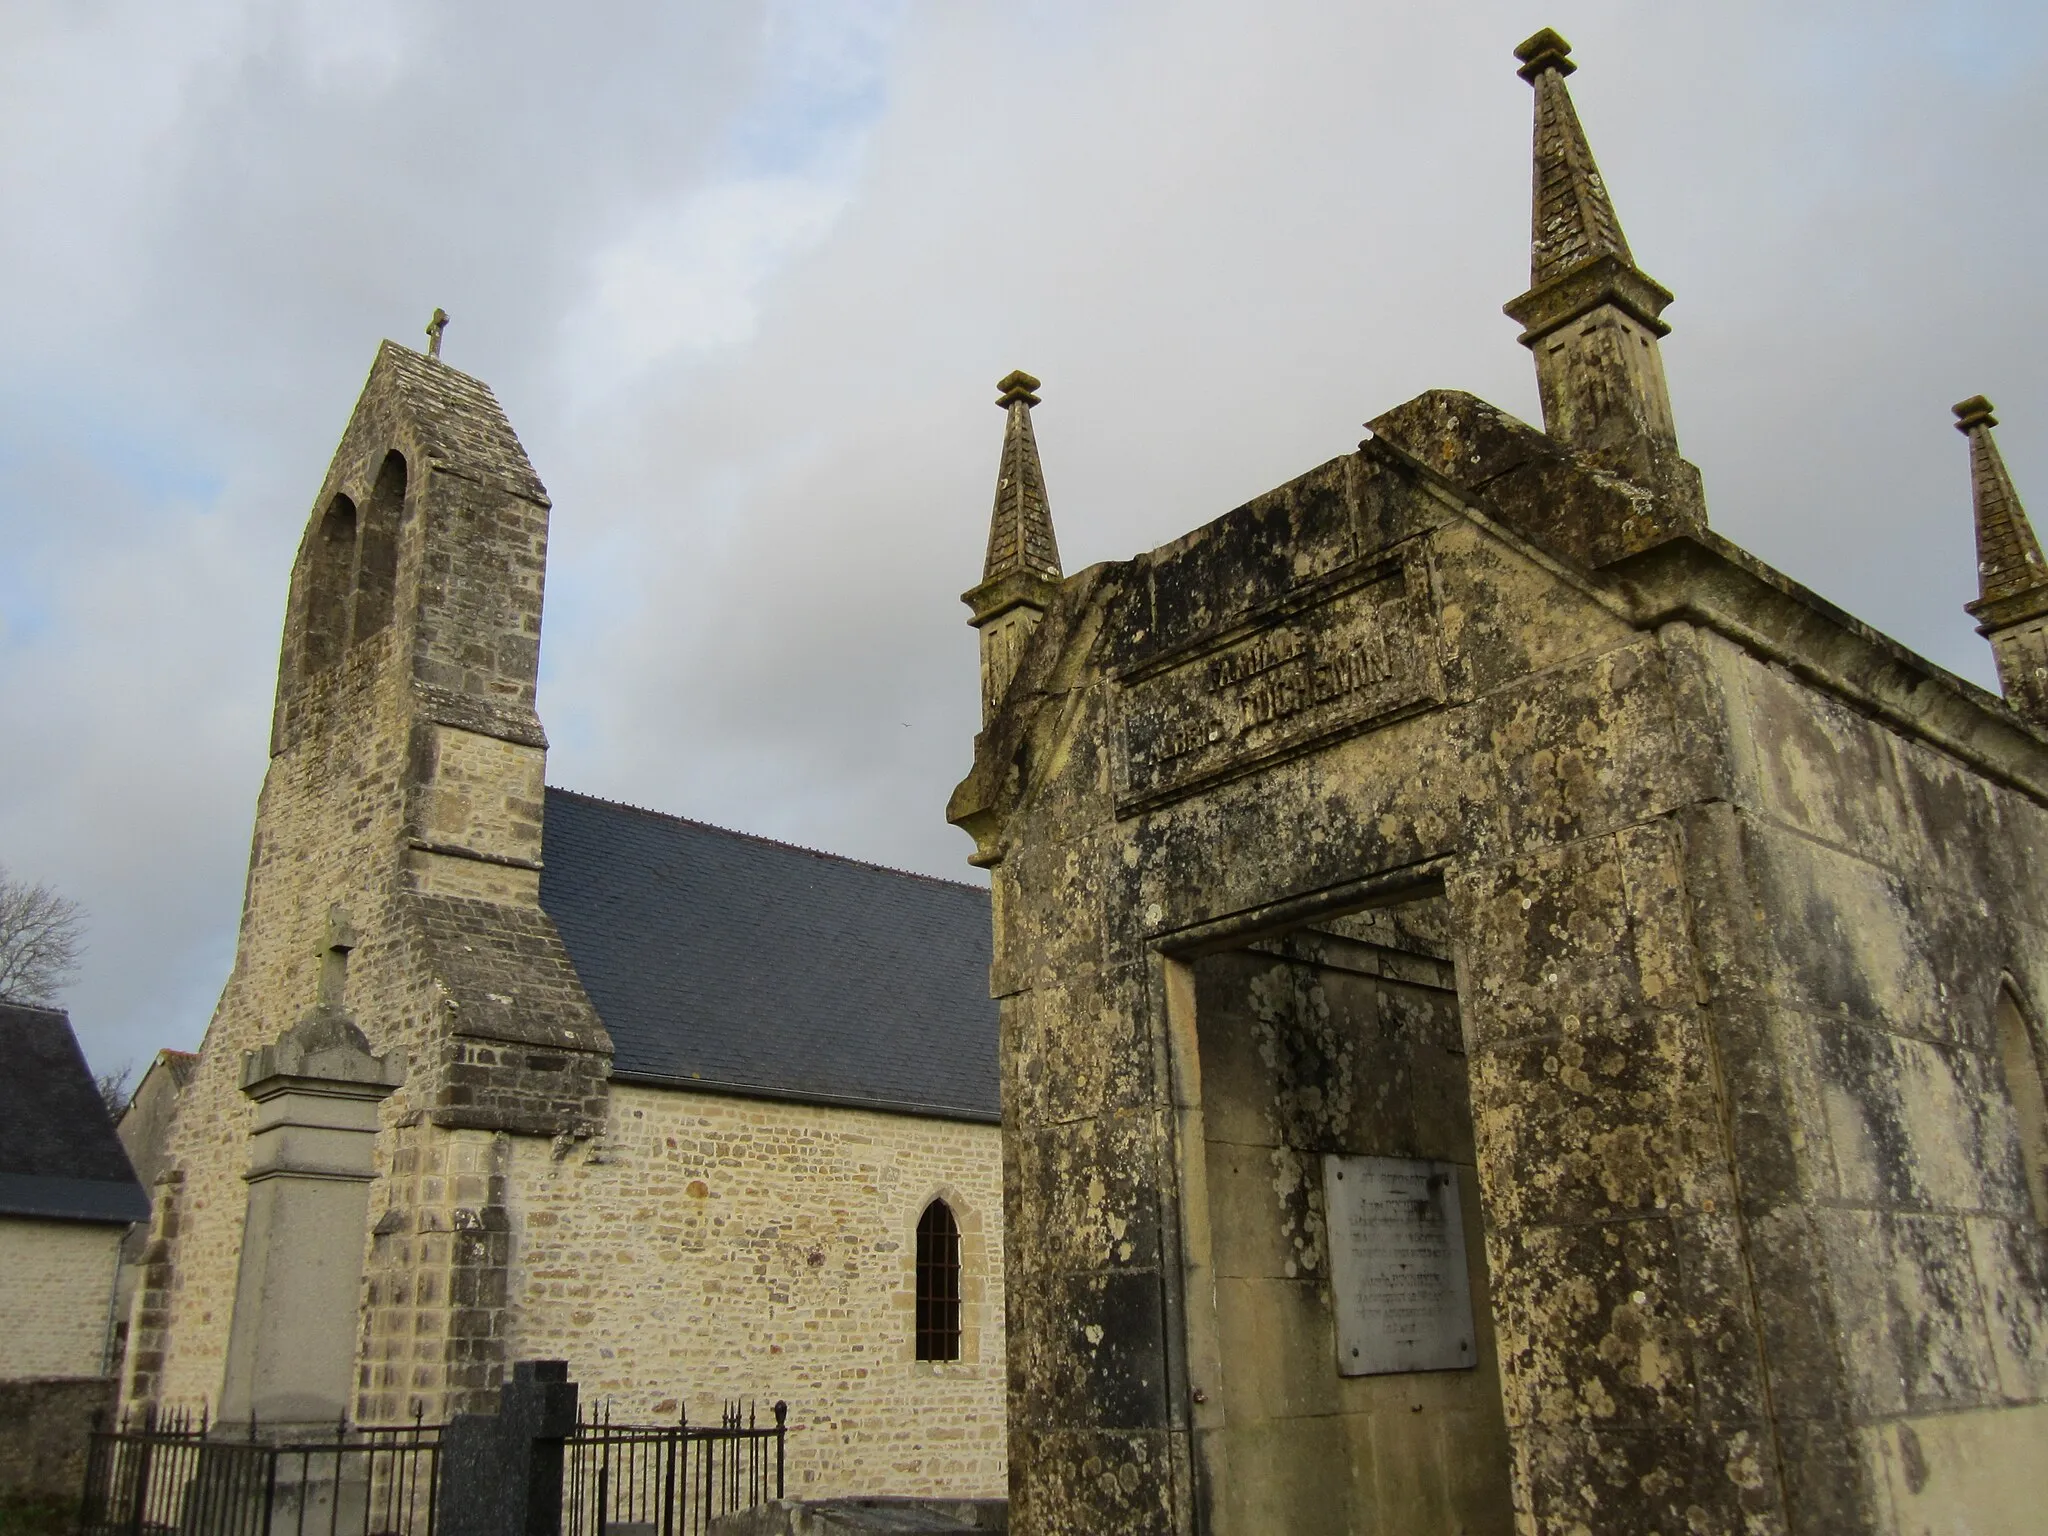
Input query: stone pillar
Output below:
<box><xmin>218</xmin><ymin>1010</ymin><xmax>404</xmax><ymax>1427</ymax></box>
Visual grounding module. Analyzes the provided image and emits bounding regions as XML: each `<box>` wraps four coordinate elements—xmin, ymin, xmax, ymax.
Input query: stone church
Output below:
<box><xmin>119</xmin><ymin>335</ymin><xmax>1008</xmax><ymax>1493</ymax></box>
<box><xmin>955</xmin><ymin>28</ymin><xmax>2048</xmax><ymax>1536</ymax></box>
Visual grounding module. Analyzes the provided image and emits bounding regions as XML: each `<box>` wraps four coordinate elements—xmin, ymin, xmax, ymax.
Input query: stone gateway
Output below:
<box><xmin>951</xmin><ymin>29</ymin><xmax>2048</xmax><ymax>1536</ymax></box>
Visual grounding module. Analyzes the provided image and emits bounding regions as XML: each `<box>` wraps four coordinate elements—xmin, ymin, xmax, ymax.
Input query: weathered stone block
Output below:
<box><xmin>1003</xmin><ymin>1113</ymin><xmax>1165</xmax><ymax>1277</ymax></box>
<box><xmin>1963</xmin><ymin>1216</ymin><xmax>2048</xmax><ymax>1403</ymax></box>
<box><xmin>1485</xmin><ymin>641</ymin><xmax>1698</xmax><ymax>851</ymax></box>
<box><xmin>1470</xmin><ymin>1009</ymin><xmax>1728</xmax><ymax>1226</ymax></box>
<box><xmin>1430</xmin><ymin>515</ymin><xmax>1638</xmax><ymax>704</ymax></box>
<box><xmin>1812</xmin><ymin>1020</ymin><xmax>2025</xmax><ymax>1215</ymax></box>
<box><xmin>1009</xmin><ymin>1428</ymin><xmax>1178</xmax><ymax>1536</ymax></box>
<box><xmin>1514</xmin><ymin>1418</ymin><xmax>1785</xmax><ymax>1536</ymax></box>
<box><xmin>1489</xmin><ymin>1215</ymin><xmax>1716</xmax><ymax>1431</ymax></box>
<box><xmin>1449</xmin><ymin>836</ymin><xmax>1645</xmax><ymax>1047</ymax></box>
<box><xmin>1809</xmin><ymin>1209</ymin><xmax>2001</xmax><ymax>1418</ymax></box>
<box><xmin>1007</xmin><ymin>1270</ymin><xmax>1171</xmax><ymax>1433</ymax></box>
<box><xmin>999</xmin><ymin>970</ymin><xmax>1155</xmax><ymax>1130</ymax></box>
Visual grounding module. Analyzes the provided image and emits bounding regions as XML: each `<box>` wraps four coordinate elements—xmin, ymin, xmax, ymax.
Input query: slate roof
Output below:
<box><xmin>0</xmin><ymin>1003</ymin><xmax>151</xmax><ymax>1224</ymax></box>
<box><xmin>538</xmin><ymin>789</ymin><xmax>999</xmax><ymax>1123</ymax></box>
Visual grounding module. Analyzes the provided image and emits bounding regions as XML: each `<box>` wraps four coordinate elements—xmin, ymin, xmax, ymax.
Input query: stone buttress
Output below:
<box><xmin>954</xmin><ymin>29</ymin><xmax>2048</xmax><ymax>1536</ymax></box>
<box><xmin>123</xmin><ymin>341</ymin><xmax>610</xmax><ymax>1424</ymax></box>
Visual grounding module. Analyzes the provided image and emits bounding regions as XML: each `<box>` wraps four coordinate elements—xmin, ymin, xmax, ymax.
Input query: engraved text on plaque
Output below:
<box><xmin>1322</xmin><ymin>1154</ymin><xmax>1475</xmax><ymax>1376</ymax></box>
<box><xmin>1113</xmin><ymin>557</ymin><xmax>1441</xmax><ymax>815</ymax></box>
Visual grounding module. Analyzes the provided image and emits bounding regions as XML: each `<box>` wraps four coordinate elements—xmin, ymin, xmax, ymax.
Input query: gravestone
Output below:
<box><xmin>441</xmin><ymin>1361</ymin><xmax>579</xmax><ymax>1536</ymax></box>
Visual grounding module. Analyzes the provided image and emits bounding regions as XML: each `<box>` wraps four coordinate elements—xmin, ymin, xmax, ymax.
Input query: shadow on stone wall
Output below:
<box><xmin>0</xmin><ymin>1376</ymin><xmax>117</xmax><ymax>1507</ymax></box>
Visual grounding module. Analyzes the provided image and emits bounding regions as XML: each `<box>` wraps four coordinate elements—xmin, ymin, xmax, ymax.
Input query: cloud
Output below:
<box><xmin>561</xmin><ymin>1</ymin><xmax>906</xmax><ymax>393</ymax></box>
<box><xmin>571</xmin><ymin>172</ymin><xmax>858</xmax><ymax>376</ymax></box>
<box><xmin>2</xmin><ymin>0</ymin><xmax>2044</xmax><ymax>1077</ymax></box>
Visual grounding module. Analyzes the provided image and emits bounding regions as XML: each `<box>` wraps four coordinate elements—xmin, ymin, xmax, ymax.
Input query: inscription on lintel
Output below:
<box><xmin>1323</xmin><ymin>1153</ymin><xmax>1476</xmax><ymax>1377</ymax></box>
<box><xmin>1113</xmin><ymin>559</ymin><xmax>1440</xmax><ymax>814</ymax></box>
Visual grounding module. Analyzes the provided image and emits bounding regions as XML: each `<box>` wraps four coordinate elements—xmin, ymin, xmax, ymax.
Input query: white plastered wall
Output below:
<box><xmin>0</xmin><ymin>1218</ymin><xmax>122</xmax><ymax>1379</ymax></box>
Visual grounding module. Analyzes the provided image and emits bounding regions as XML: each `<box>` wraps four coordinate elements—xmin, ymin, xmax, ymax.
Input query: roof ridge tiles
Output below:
<box><xmin>0</xmin><ymin>1000</ymin><xmax>68</xmax><ymax>1022</ymax></box>
<box><xmin>544</xmin><ymin>784</ymin><xmax>989</xmax><ymax>896</ymax></box>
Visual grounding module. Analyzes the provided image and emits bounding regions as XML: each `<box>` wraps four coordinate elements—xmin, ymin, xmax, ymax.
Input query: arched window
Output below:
<box><xmin>1995</xmin><ymin>984</ymin><xmax>2048</xmax><ymax>1227</ymax></box>
<box><xmin>915</xmin><ymin>1199</ymin><xmax>962</xmax><ymax>1362</ymax></box>
<box><xmin>302</xmin><ymin>494</ymin><xmax>357</xmax><ymax>674</ymax></box>
<box><xmin>349</xmin><ymin>452</ymin><xmax>405</xmax><ymax>644</ymax></box>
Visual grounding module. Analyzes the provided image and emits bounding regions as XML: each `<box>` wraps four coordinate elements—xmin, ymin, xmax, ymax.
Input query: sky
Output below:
<box><xmin>2</xmin><ymin>1</ymin><xmax>2044</xmax><ymax>1081</ymax></box>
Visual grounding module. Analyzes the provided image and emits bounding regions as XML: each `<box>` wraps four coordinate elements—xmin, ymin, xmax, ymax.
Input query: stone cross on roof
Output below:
<box><xmin>426</xmin><ymin>308</ymin><xmax>449</xmax><ymax>360</ymax></box>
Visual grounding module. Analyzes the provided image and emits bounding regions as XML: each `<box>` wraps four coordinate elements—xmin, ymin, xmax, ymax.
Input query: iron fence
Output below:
<box><xmin>563</xmin><ymin>1402</ymin><xmax>786</xmax><ymax>1536</ymax></box>
<box><xmin>77</xmin><ymin>1408</ymin><xmax>442</xmax><ymax>1536</ymax></box>
<box><xmin>78</xmin><ymin>1399</ymin><xmax>786</xmax><ymax>1536</ymax></box>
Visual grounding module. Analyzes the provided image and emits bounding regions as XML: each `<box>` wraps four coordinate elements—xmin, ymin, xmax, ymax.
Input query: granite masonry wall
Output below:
<box><xmin>504</xmin><ymin>1086</ymin><xmax>1005</xmax><ymax>1499</ymax></box>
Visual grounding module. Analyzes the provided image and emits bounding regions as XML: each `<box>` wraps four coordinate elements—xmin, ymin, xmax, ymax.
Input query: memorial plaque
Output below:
<box><xmin>1322</xmin><ymin>1153</ymin><xmax>1475</xmax><ymax>1376</ymax></box>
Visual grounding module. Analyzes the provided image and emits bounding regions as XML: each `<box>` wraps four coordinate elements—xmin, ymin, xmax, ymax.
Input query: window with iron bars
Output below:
<box><xmin>914</xmin><ymin>1199</ymin><xmax>961</xmax><ymax>1362</ymax></box>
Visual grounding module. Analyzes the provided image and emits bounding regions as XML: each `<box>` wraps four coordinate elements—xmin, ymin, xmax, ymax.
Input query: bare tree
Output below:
<box><xmin>97</xmin><ymin>1064</ymin><xmax>134</xmax><ymax>1121</ymax></box>
<box><xmin>0</xmin><ymin>863</ymin><xmax>86</xmax><ymax>1006</ymax></box>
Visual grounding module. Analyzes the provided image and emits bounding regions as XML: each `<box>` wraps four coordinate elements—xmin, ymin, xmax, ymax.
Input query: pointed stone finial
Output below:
<box><xmin>425</xmin><ymin>308</ymin><xmax>449</xmax><ymax>360</ymax></box>
<box><xmin>964</xmin><ymin>371</ymin><xmax>1064</xmax><ymax>725</ymax></box>
<box><xmin>982</xmin><ymin>372</ymin><xmax>1061</xmax><ymax>585</ymax></box>
<box><xmin>1955</xmin><ymin>396</ymin><xmax>2048</xmax><ymax>724</ymax></box>
<box><xmin>1502</xmin><ymin>29</ymin><xmax>1702</xmax><ymax>550</ymax></box>
<box><xmin>1514</xmin><ymin>27</ymin><xmax>1575</xmax><ymax>81</ymax></box>
<box><xmin>1515</xmin><ymin>29</ymin><xmax>1633</xmax><ymax>288</ymax></box>
<box><xmin>996</xmin><ymin>369</ymin><xmax>1042</xmax><ymax>409</ymax></box>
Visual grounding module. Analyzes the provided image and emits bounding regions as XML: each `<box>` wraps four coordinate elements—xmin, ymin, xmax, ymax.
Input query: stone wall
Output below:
<box><xmin>141</xmin><ymin>1074</ymin><xmax>1006</xmax><ymax>1495</ymax></box>
<box><xmin>0</xmin><ymin>1220</ymin><xmax>120</xmax><ymax>1379</ymax></box>
<box><xmin>505</xmin><ymin>1085</ymin><xmax>1006</xmax><ymax>1500</ymax></box>
<box><xmin>1674</xmin><ymin>623</ymin><xmax>2048</xmax><ymax>1531</ymax></box>
<box><xmin>0</xmin><ymin>1376</ymin><xmax>116</xmax><ymax>1503</ymax></box>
